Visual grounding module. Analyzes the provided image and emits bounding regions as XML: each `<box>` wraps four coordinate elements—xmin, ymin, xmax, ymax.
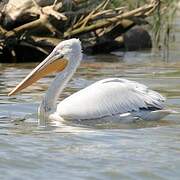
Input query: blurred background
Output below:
<box><xmin>0</xmin><ymin>1</ymin><xmax>180</xmax><ymax>180</ymax></box>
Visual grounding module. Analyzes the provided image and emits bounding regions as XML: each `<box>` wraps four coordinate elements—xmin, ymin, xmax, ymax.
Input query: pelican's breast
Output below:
<box><xmin>56</xmin><ymin>79</ymin><xmax>112</xmax><ymax>120</ymax></box>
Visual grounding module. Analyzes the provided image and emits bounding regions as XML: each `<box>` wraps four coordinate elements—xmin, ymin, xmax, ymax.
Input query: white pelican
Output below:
<box><xmin>9</xmin><ymin>38</ymin><xmax>175</xmax><ymax>125</ymax></box>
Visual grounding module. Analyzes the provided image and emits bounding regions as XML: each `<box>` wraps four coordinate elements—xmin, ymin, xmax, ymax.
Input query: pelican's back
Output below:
<box><xmin>56</xmin><ymin>78</ymin><xmax>166</xmax><ymax>121</ymax></box>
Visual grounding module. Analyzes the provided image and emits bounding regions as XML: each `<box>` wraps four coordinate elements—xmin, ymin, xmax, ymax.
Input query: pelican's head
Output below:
<box><xmin>8</xmin><ymin>38</ymin><xmax>82</xmax><ymax>96</ymax></box>
<box><xmin>51</xmin><ymin>38</ymin><xmax>82</xmax><ymax>65</ymax></box>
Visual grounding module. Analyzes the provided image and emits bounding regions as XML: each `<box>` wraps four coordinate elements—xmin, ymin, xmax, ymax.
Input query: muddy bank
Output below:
<box><xmin>0</xmin><ymin>0</ymin><xmax>158</xmax><ymax>62</ymax></box>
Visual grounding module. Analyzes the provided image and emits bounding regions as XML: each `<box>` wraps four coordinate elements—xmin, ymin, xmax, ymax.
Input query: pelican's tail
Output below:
<box><xmin>134</xmin><ymin>109</ymin><xmax>179</xmax><ymax>121</ymax></box>
<box><xmin>164</xmin><ymin>109</ymin><xmax>180</xmax><ymax>114</ymax></box>
<box><xmin>172</xmin><ymin>110</ymin><xmax>180</xmax><ymax>114</ymax></box>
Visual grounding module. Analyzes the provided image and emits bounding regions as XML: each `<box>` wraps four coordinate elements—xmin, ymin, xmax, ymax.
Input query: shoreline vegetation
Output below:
<box><xmin>0</xmin><ymin>0</ymin><xmax>178</xmax><ymax>62</ymax></box>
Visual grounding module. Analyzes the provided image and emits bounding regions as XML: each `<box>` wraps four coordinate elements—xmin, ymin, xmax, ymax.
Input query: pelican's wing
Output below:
<box><xmin>57</xmin><ymin>78</ymin><xmax>165</xmax><ymax>120</ymax></box>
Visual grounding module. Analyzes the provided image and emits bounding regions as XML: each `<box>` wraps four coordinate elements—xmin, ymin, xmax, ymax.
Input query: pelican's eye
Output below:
<box><xmin>59</xmin><ymin>53</ymin><xmax>64</xmax><ymax>58</ymax></box>
<box><xmin>53</xmin><ymin>50</ymin><xmax>64</xmax><ymax>59</ymax></box>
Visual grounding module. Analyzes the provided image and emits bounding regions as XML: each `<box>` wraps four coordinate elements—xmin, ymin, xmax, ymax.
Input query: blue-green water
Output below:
<box><xmin>0</xmin><ymin>17</ymin><xmax>180</xmax><ymax>180</ymax></box>
<box><xmin>0</xmin><ymin>54</ymin><xmax>180</xmax><ymax>180</ymax></box>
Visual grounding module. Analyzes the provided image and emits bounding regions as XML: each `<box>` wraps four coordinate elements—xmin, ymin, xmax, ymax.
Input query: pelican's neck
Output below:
<box><xmin>38</xmin><ymin>60</ymin><xmax>79</xmax><ymax>126</ymax></box>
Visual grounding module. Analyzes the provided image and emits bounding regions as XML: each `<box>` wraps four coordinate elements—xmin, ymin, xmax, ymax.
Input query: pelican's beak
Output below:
<box><xmin>8</xmin><ymin>53</ymin><xmax>68</xmax><ymax>96</ymax></box>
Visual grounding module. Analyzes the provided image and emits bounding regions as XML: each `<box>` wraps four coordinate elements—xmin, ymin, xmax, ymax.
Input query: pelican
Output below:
<box><xmin>9</xmin><ymin>38</ymin><xmax>175</xmax><ymax>125</ymax></box>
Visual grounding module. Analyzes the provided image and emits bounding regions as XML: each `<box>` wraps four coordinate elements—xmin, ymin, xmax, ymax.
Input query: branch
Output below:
<box><xmin>64</xmin><ymin>0</ymin><xmax>159</xmax><ymax>38</ymax></box>
<box><xmin>4</xmin><ymin>2</ymin><xmax>66</xmax><ymax>38</ymax></box>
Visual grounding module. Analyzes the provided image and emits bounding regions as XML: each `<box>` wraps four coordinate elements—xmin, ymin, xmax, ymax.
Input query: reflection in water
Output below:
<box><xmin>0</xmin><ymin>40</ymin><xmax>180</xmax><ymax>179</ymax></box>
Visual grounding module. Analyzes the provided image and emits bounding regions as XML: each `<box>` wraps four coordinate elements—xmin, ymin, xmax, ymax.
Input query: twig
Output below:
<box><xmin>72</xmin><ymin>7</ymin><xmax>126</xmax><ymax>30</ymax></box>
<box><xmin>20</xmin><ymin>41</ymin><xmax>49</xmax><ymax>55</ymax></box>
<box><xmin>0</xmin><ymin>26</ymin><xmax>7</xmax><ymax>34</ymax></box>
<box><xmin>5</xmin><ymin>18</ymin><xmax>44</xmax><ymax>38</ymax></box>
<box><xmin>44</xmin><ymin>22</ymin><xmax>62</xmax><ymax>36</ymax></box>
<box><xmin>80</xmin><ymin>0</ymin><xmax>110</xmax><ymax>28</ymax></box>
<box><xmin>53</xmin><ymin>0</ymin><xmax>59</xmax><ymax>6</ymax></box>
<box><xmin>65</xmin><ymin>0</ymin><xmax>159</xmax><ymax>38</ymax></box>
<box><xmin>31</xmin><ymin>0</ymin><xmax>40</xmax><ymax>9</ymax></box>
<box><xmin>42</xmin><ymin>5</ymin><xmax>67</xmax><ymax>20</ymax></box>
<box><xmin>102</xmin><ymin>0</ymin><xmax>110</xmax><ymax>10</ymax></box>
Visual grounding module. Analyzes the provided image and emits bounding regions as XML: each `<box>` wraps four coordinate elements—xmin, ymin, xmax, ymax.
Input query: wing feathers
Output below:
<box><xmin>57</xmin><ymin>78</ymin><xmax>165</xmax><ymax>120</ymax></box>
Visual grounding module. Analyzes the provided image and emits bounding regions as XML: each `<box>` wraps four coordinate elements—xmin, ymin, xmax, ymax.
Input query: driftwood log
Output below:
<box><xmin>0</xmin><ymin>0</ymin><xmax>159</xmax><ymax>62</ymax></box>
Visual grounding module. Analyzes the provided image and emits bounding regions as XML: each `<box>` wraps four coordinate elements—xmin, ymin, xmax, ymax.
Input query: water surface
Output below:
<box><xmin>0</xmin><ymin>19</ymin><xmax>180</xmax><ymax>180</ymax></box>
<box><xmin>0</xmin><ymin>52</ymin><xmax>180</xmax><ymax>180</ymax></box>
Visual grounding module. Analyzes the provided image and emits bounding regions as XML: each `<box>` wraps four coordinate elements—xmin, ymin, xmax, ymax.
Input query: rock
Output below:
<box><xmin>123</xmin><ymin>26</ymin><xmax>152</xmax><ymax>51</ymax></box>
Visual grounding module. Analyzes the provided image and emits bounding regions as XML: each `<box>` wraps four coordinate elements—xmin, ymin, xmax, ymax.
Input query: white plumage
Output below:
<box><xmin>9</xmin><ymin>38</ymin><xmax>176</xmax><ymax>125</ymax></box>
<box><xmin>55</xmin><ymin>78</ymin><xmax>170</xmax><ymax>121</ymax></box>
